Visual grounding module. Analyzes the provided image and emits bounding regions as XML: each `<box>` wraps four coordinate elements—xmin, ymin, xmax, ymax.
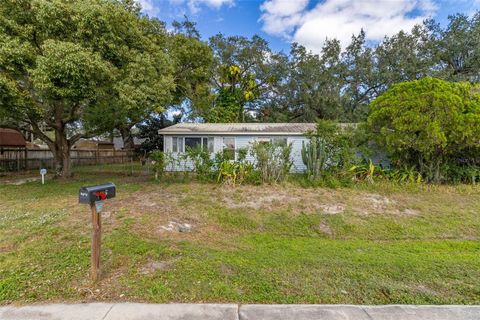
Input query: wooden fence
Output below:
<box><xmin>0</xmin><ymin>148</ymin><xmax>135</xmax><ymax>172</ymax></box>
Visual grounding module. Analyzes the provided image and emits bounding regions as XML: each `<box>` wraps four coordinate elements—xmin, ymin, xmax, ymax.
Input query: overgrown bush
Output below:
<box><xmin>302</xmin><ymin>120</ymin><xmax>357</xmax><ymax>180</ymax></box>
<box><xmin>349</xmin><ymin>159</ymin><xmax>379</xmax><ymax>184</ymax></box>
<box><xmin>367</xmin><ymin>77</ymin><xmax>480</xmax><ymax>183</ymax></box>
<box><xmin>250</xmin><ymin>140</ymin><xmax>293</xmax><ymax>183</ymax></box>
<box><xmin>348</xmin><ymin>159</ymin><xmax>423</xmax><ymax>184</ymax></box>
<box><xmin>149</xmin><ymin>150</ymin><xmax>165</xmax><ymax>180</ymax></box>
<box><xmin>215</xmin><ymin>148</ymin><xmax>257</xmax><ymax>185</ymax></box>
<box><xmin>185</xmin><ymin>145</ymin><xmax>213</xmax><ymax>180</ymax></box>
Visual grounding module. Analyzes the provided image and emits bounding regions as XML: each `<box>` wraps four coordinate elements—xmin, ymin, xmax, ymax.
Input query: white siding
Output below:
<box><xmin>163</xmin><ymin>134</ymin><xmax>308</xmax><ymax>173</ymax></box>
<box><xmin>213</xmin><ymin>136</ymin><xmax>223</xmax><ymax>154</ymax></box>
<box><xmin>289</xmin><ymin>136</ymin><xmax>308</xmax><ymax>172</ymax></box>
<box><xmin>235</xmin><ymin>136</ymin><xmax>256</xmax><ymax>162</ymax></box>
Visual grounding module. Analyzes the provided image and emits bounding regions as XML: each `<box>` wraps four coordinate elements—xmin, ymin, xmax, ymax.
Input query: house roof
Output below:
<box><xmin>0</xmin><ymin>128</ymin><xmax>26</xmax><ymax>147</ymax></box>
<box><xmin>158</xmin><ymin>123</ymin><xmax>318</xmax><ymax>135</ymax></box>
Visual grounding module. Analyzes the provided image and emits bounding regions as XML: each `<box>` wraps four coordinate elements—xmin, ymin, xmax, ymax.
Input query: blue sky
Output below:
<box><xmin>138</xmin><ymin>0</ymin><xmax>480</xmax><ymax>53</ymax></box>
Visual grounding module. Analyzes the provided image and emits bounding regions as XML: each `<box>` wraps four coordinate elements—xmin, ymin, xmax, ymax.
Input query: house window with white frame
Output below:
<box><xmin>272</xmin><ymin>137</ymin><xmax>287</xmax><ymax>145</ymax></box>
<box><xmin>222</xmin><ymin>137</ymin><xmax>235</xmax><ymax>160</ymax></box>
<box><xmin>255</xmin><ymin>137</ymin><xmax>287</xmax><ymax>145</ymax></box>
<box><xmin>172</xmin><ymin>136</ymin><xmax>213</xmax><ymax>153</ymax></box>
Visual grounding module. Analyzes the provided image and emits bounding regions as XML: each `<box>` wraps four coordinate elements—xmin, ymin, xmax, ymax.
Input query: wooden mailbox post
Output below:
<box><xmin>79</xmin><ymin>183</ymin><xmax>116</xmax><ymax>281</ymax></box>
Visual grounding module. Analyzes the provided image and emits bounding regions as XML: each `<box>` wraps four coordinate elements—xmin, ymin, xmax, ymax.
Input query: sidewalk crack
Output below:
<box><xmin>361</xmin><ymin>306</ymin><xmax>374</xmax><ymax>320</ymax></box>
<box><xmin>101</xmin><ymin>304</ymin><xmax>115</xmax><ymax>320</ymax></box>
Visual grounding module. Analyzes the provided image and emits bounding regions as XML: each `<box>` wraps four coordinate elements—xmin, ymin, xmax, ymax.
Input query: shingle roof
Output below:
<box><xmin>158</xmin><ymin>123</ymin><xmax>318</xmax><ymax>135</ymax></box>
<box><xmin>0</xmin><ymin>128</ymin><xmax>26</xmax><ymax>147</ymax></box>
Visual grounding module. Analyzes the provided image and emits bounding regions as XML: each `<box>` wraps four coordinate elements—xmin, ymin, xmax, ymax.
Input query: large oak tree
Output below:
<box><xmin>0</xmin><ymin>0</ymin><xmax>174</xmax><ymax>177</ymax></box>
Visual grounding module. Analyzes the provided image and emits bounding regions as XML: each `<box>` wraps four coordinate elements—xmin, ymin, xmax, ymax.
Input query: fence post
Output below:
<box><xmin>24</xmin><ymin>148</ymin><xmax>28</xmax><ymax>170</ymax></box>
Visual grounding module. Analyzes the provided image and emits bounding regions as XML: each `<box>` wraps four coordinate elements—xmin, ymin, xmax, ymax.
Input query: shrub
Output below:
<box><xmin>149</xmin><ymin>150</ymin><xmax>165</xmax><ymax>180</ymax></box>
<box><xmin>367</xmin><ymin>77</ymin><xmax>480</xmax><ymax>183</ymax></box>
<box><xmin>348</xmin><ymin>159</ymin><xmax>381</xmax><ymax>184</ymax></box>
<box><xmin>250</xmin><ymin>140</ymin><xmax>293</xmax><ymax>183</ymax></box>
<box><xmin>302</xmin><ymin>120</ymin><xmax>357</xmax><ymax>180</ymax></box>
<box><xmin>185</xmin><ymin>145</ymin><xmax>213</xmax><ymax>180</ymax></box>
<box><xmin>214</xmin><ymin>148</ymin><xmax>256</xmax><ymax>185</ymax></box>
<box><xmin>387</xmin><ymin>165</ymin><xmax>423</xmax><ymax>184</ymax></box>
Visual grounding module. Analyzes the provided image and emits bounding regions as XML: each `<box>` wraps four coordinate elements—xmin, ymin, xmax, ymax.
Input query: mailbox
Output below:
<box><xmin>79</xmin><ymin>183</ymin><xmax>116</xmax><ymax>204</ymax></box>
<box><xmin>79</xmin><ymin>182</ymin><xmax>116</xmax><ymax>282</ymax></box>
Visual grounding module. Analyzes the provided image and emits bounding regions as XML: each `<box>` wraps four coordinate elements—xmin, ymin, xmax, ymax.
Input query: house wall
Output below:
<box><xmin>163</xmin><ymin>134</ymin><xmax>308</xmax><ymax>173</ymax></box>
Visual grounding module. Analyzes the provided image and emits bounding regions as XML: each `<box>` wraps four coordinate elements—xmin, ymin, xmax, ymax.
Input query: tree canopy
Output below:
<box><xmin>0</xmin><ymin>0</ymin><xmax>211</xmax><ymax>177</ymax></box>
<box><xmin>1</xmin><ymin>0</ymin><xmax>480</xmax><ymax>180</ymax></box>
<box><xmin>367</xmin><ymin>77</ymin><xmax>480</xmax><ymax>182</ymax></box>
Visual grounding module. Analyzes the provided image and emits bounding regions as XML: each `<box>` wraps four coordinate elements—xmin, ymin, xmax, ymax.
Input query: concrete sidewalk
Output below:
<box><xmin>1</xmin><ymin>303</ymin><xmax>479</xmax><ymax>320</ymax></box>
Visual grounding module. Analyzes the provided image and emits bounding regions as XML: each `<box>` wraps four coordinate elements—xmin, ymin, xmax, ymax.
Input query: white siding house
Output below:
<box><xmin>158</xmin><ymin>123</ymin><xmax>317</xmax><ymax>173</ymax></box>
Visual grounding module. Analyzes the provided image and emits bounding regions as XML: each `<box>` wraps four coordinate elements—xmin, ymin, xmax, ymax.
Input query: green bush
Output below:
<box><xmin>250</xmin><ymin>140</ymin><xmax>293</xmax><ymax>184</ymax></box>
<box><xmin>185</xmin><ymin>145</ymin><xmax>214</xmax><ymax>180</ymax></box>
<box><xmin>302</xmin><ymin>120</ymin><xmax>357</xmax><ymax>181</ymax></box>
<box><xmin>214</xmin><ymin>148</ymin><xmax>257</xmax><ymax>185</ymax></box>
<box><xmin>367</xmin><ymin>77</ymin><xmax>480</xmax><ymax>183</ymax></box>
<box><xmin>149</xmin><ymin>150</ymin><xmax>165</xmax><ymax>180</ymax></box>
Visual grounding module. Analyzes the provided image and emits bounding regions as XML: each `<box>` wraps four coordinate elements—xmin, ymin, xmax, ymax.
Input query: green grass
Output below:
<box><xmin>0</xmin><ymin>165</ymin><xmax>479</xmax><ymax>304</ymax></box>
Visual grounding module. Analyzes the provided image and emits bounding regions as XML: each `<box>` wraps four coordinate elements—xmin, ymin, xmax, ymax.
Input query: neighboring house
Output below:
<box><xmin>158</xmin><ymin>123</ymin><xmax>317</xmax><ymax>172</ymax></box>
<box><xmin>72</xmin><ymin>139</ymin><xmax>115</xmax><ymax>150</ymax></box>
<box><xmin>0</xmin><ymin>128</ymin><xmax>27</xmax><ymax>171</ymax></box>
<box><xmin>112</xmin><ymin>136</ymin><xmax>146</xmax><ymax>150</ymax></box>
<box><xmin>0</xmin><ymin>128</ymin><xmax>26</xmax><ymax>150</ymax></box>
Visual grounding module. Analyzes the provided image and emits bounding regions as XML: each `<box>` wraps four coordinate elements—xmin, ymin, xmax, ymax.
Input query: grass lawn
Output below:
<box><xmin>1</xmin><ymin>165</ymin><xmax>479</xmax><ymax>305</ymax></box>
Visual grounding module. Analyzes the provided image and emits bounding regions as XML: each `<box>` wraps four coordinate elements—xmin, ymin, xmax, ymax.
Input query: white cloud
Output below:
<box><xmin>137</xmin><ymin>0</ymin><xmax>160</xmax><ymax>16</ymax></box>
<box><xmin>260</xmin><ymin>0</ymin><xmax>309</xmax><ymax>37</ymax></box>
<box><xmin>260</xmin><ymin>0</ymin><xmax>437</xmax><ymax>53</ymax></box>
<box><xmin>170</xmin><ymin>0</ymin><xmax>234</xmax><ymax>14</ymax></box>
<box><xmin>136</xmin><ymin>0</ymin><xmax>233</xmax><ymax>16</ymax></box>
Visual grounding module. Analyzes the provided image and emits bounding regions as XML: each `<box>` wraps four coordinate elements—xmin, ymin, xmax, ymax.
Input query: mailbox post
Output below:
<box><xmin>79</xmin><ymin>183</ymin><xmax>116</xmax><ymax>281</ymax></box>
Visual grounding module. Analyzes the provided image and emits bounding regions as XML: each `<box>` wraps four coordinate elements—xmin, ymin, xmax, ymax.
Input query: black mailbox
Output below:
<box><xmin>79</xmin><ymin>183</ymin><xmax>116</xmax><ymax>204</ymax></box>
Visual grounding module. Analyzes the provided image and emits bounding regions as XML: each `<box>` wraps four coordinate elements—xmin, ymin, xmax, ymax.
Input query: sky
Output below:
<box><xmin>138</xmin><ymin>0</ymin><xmax>480</xmax><ymax>53</ymax></box>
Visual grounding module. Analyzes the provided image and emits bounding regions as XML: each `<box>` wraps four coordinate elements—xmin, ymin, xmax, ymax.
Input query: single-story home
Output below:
<box><xmin>0</xmin><ymin>128</ymin><xmax>26</xmax><ymax>150</ymax></box>
<box><xmin>158</xmin><ymin>123</ymin><xmax>317</xmax><ymax>172</ymax></box>
<box><xmin>72</xmin><ymin>139</ymin><xmax>115</xmax><ymax>150</ymax></box>
<box><xmin>112</xmin><ymin>136</ymin><xmax>146</xmax><ymax>150</ymax></box>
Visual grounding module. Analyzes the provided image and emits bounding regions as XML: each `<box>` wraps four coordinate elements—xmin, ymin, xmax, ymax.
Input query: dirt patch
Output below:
<box><xmin>219</xmin><ymin>185</ymin><xmax>343</xmax><ymax>215</ymax></box>
<box><xmin>318</xmin><ymin>221</ymin><xmax>333</xmax><ymax>236</ymax></box>
<box><xmin>140</xmin><ymin>258</ymin><xmax>178</xmax><ymax>275</ymax></box>
<box><xmin>402</xmin><ymin>208</ymin><xmax>420</xmax><ymax>216</ymax></box>
<box><xmin>320</xmin><ymin>204</ymin><xmax>345</xmax><ymax>215</ymax></box>
<box><xmin>159</xmin><ymin>220</ymin><xmax>192</xmax><ymax>233</ymax></box>
<box><xmin>365</xmin><ymin>193</ymin><xmax>396</xmax><ymax>210</ymax></box>
<box><xmin>0</xmin><ymin>176</ymin><xmax>51</xmax><ymax>185</ymax></box>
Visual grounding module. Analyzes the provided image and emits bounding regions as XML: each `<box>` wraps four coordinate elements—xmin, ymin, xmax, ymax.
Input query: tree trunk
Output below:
<box><xmin>120</xmin><ymin>127</ymin><xmax>134</xmax><ymax>150</ymax></box>
<box><xmin>53</xmin><ymin>124</ymin><xmax>73</xmax><ymax>179</ymax></box>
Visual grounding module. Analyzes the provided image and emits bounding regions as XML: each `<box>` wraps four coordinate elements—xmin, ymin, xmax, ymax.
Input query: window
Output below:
<box><xmin>172</xmin><ymin>137</ymin><xmax>184</xmax><ymax>153</ymax></box>
<box><xmin>272</xmin><ymin>137</ymin><xmax>287</xmax><ymax>146</ymax></box>
<box><xmin>185</xmin><ymin>137</ymin><xmax>202</xmax><ymax>151</ymax></box>
<box><xmin>172</xmin><ymin>136</ymin><xmax>213</xmax><ymax>153</ymax></box>
<box><xmin>255</xmin><ymin>137</ymin><xmax>287</xmax><ymax>145</ymax></box>
<box><xmin>223</xmin><ymin>137</ymin><xmax>235</xmax><ymax>160</ymax></box>
<box><xmin>207</xmin><ymin>137</ymin><xmax>214</xmax><ymax>153</ymax></box>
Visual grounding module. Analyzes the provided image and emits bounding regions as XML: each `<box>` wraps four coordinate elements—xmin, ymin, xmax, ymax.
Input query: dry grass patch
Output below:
<box><xmin>1</xmin><ymin>170</ymin><xmax>480</xmax><ymax>304</ymax></box>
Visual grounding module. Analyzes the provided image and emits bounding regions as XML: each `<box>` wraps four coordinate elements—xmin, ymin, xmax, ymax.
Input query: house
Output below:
<box><xmin>0</xmin><ymin>128</ymin><xmax>26</xmax><ymax>150</ymax></box>
<box><xmin>158</xmin><ymin>123</ymin><xmax>317</xmax><ymax>172</ymax></box>
<box><xmin>72</xmin><ymin>139</ymin><xmax>115</xmax><ymax>150</ymax></box>
<box><xmin>112</xmin><ymin>136</ymin><xmax>146</xmax><ymax>150</ymax></box>
<box><xmin>0</xmin><ymin>128</ymin><xmax>27</xmax><ymax>171</ymax></box>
